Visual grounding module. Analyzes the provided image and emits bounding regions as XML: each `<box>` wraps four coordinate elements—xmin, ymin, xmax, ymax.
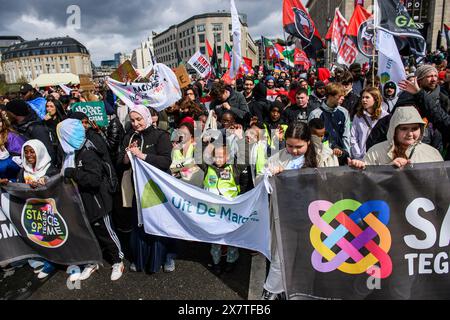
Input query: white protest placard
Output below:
<box><xmin>188</xmin><ymin>51</ymin><xmax>212</xmax><ymax>78</ymax></box>
<box><xmin>106</xmin><ymin>63</ymin><xmax>182</xmax><ymax>112</ymax></box>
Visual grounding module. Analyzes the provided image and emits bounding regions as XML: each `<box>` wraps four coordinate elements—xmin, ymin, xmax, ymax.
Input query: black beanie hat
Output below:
<box><xmin>5</xmin><ymin>99</ymin><xmax>31</xmax><ymax>117</ymax></box>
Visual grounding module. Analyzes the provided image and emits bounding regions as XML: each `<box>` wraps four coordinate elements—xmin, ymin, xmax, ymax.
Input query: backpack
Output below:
<box><xmin>84</xmin><ymin>139</ymin><xmax>119</xmax><ymax>194</ymax></box>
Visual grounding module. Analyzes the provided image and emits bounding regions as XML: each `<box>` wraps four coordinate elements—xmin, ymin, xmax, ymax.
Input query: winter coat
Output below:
<box><xmin>364</xmin><ymin>107</ymin><xmax>443</xmax><ymax>165</ymax></box>
<box><xmin>6</xmin><ymin>132</ymin><xmax>26</xmax><ymax>156</ymax></box>
<box><xmin>210</xmin><ymin>89</ymin><xmax>250</xmax><ymax>123</ymax></box>
<box><xmin>13</xmin><ymin>112</ymin><xmax>56</xmax><ymax>163</ymax></box>
<box><xmin>308</xmin><ymin>102</ymin><xmax>352</xmax><ymax>155</ymax></box>
<box><xmin>105</xmin><ymin>115</ymin><xmax>125</xmax><ymax>166</ymax></box>
<box><xmin>342</xmin><ymin>91</ymin><xmax>360</xmax><ymax>120</ymax></box>
<box><xmin>351</xmin><ymin>110</ymin><xmax>389</xmax><ymax>160</ymax></box>
<box><xmin>64</xmin><ymin>145</ymin><xmax>112</xmax><ymax>222</ymax></box>
<box><xmin>118</xmin><ymin>126</ymin><xmax>172</xmax><ymax>173</ymax></box>
<box><xmin>282</xmin><ymin>103</ymin><xmax>312</xmax><ymax>124</ymax></box>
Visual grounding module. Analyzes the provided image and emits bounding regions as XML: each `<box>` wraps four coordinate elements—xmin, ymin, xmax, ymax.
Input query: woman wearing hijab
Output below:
<box><xmin>117</xmin><ymin>105</ymin><xmax>175</xmax><ymax>273</ymax></box>
<box><xmin>18</xmin><ymin>140</ymin><xmax>58</xmax><ymax>279</ymax></box>
<box><xmin>57</xmin><ymin>118</ymin><xmax>125</xmax><ymax>282</ymax></box>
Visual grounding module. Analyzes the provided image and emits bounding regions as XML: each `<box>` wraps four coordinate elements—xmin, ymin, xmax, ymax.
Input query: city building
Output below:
<box><xmin>131</xmin><ymin>36</ymin><xmax>155</xmax><ymax>70</ymax></box>
<box><xmin>101</xmin><ymin>60</ymin><xmax>117</xmax><ymax>68</ymax></box>
<box><xmin>0</xmin><ymin>36</ymin><xmax>25</xmax><ymax>77</ymax></box>
<box><xmin>152</xmin><ymin>11</ymin><xmax>258</xmax><ymax>71</ymax></box>
<box><xmin>1</xmin><ymin>36</ymin><xmax>92</xmax><ymax>84</ymax></box>
<box><xmin>306</xmin><ymin>0</ymin><xmax>449</xmax><ymax>52</ymax></box>
<box><xmin>115</xmin><ymin>52</ymin><xmax>132</xmax><ymax>67</ymax></box>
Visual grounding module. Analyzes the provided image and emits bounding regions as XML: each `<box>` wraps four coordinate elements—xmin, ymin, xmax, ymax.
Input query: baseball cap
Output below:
<box><xmin>19</xmin><ymin>84</ymin><xmax>33</xmax><ymax>95</ymax></box>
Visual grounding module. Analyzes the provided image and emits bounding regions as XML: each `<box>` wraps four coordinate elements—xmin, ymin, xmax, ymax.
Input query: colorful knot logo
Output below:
<box><xmin>309</xmin><ymin>200</ymin><xmax>392</xmax><ymax>279</ymax></box>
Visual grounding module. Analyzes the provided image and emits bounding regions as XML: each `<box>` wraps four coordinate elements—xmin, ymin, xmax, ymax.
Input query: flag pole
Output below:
<box><xmin>372</xmin><ymin>0</ymin><xmax>378</xmax><ymax>88</ymax></box>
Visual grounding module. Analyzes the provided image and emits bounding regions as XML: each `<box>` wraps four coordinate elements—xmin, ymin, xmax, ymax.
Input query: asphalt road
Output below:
<box><xmin>1</xmin><ymin>240</ymin><xmax>262</xmax><ymax>300</ymax></box>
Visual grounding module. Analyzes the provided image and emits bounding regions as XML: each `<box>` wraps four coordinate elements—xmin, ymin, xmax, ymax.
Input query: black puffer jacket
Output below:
<box><xmin>105</xmin><ymin>115</ymin><xmax>125</xmax><ymax>166</ymax></box>
<box><xmin>64</xmin><ymin>145</ymin><xmax>112</xmax><ymax>222</ymax></box>
<box><xmin>248</xmin><ymin>83</ymin><xmax>270</xmax><ymax>123</ymax></box>
<box><xmin>14</xmin><ymin>112</ymin><xmax>56</xmax><ymax>164</ymax></box>
<box><xmin>118</xmin><ymin>126</ymin><xmax>172</xmax><ymax>173</ymax></box>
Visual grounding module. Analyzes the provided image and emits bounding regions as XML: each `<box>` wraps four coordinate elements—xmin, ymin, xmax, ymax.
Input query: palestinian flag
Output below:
<box><xmin>263</xmin><ymin>37</ymin><xmax>284</xmax><ymax>60</ymax></box>
<box><xmin>281</xmin><ymin>44</ymin><xmax>296</xmax><ymax>68</ymax></box>
<box><xmin>282</xmin><ymin>0</ymin><xmax>324</xmax><ymax>58</ymax></box>
<box><xmin>224</xmin><ymin>43</ymin><xmax>232</xmax><ymax>68</ymax></box>
<box><xmin>211</xmin><ymin>42</ymin><xmax>221</xmax><ymax>78</ymax></box>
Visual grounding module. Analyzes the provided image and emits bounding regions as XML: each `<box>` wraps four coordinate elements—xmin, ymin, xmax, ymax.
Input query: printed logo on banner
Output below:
<box><xmin>141</xmin><ymin>180</ymin><xmax>168</xmax><ymax>209</ymax></box>
<box><xmin>309</xmin><ymin>199</ymin><xmax>392</xmax><ymax>279</ymax></box>
<box><xmin>21</xmin><ymin>199</ymin><xmax>68</xmax><ymax>248</ymax></box>
<box><xmin>357</xmin><ymin>18</ymin><xmax>376</xmax><ymax>57</ymax></box>
<box><xmin>293</xmin><ymin>8</ymin><xmax>314</xmax><ymax>42</ymax></box>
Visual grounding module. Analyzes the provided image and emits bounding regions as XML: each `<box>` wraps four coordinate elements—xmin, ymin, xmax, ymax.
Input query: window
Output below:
<box><xmin>212</xmin><ymin>23</ymin><xmax>222</xmax><ymax>31</ymax></box>
<box><xmin>188</xmin><ymin>38</ymin><xmax>190</xmax><ymax>46</ymax></box>
<box><xmin>217</xmin><ymin>46</ymin><xmax>222</xmax><ymax>54</ymax></box>
<box><xmin>200</xmin><ymin>46</ymin><xmax>206</xmax><ymax>55</ymax></box>
<box><xmin>199</xmin><ymin>34</ymin><xmax>205</xmax><ymax>43</ymax></box>
<box><xmin>197</xmin><ymin>24</ymin><xmax>205</xmax><ymax>32</ymax></box>
<box><xmin>215</xmin><ymin>33</ymin><xmax>221</xmax><ymax>42</ymax></box>
<box><xmin>229</xmin><ymin>24</ymin><xmax>232</xmax><ymax>31</ymax></box>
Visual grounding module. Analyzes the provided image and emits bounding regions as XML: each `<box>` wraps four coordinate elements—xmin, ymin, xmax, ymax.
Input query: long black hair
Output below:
<box><xmin>284</xmin><ymin>121</ymin><xmax>318</xmax><ymax>168</ymax></box>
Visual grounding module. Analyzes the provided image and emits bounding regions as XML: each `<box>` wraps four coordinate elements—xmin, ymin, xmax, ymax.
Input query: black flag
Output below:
<box><xmin>375</xmin><ymin>0</ymin><xmax>426</xmax><ymax>57</ymax></box>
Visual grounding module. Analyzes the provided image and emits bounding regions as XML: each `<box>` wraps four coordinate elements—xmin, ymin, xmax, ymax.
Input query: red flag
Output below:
<box><xmin>336</xmin><ymin>5</ymin><xmax>372</xmax><ymax>66</ymax></box>
<box><xmin>224</xmin><ymin>43</ymin><xmax>232</xmax><ymax>68</ymax></box>
<box><xmin>346</xmin><ymin>5</ymin><xmax>371</xmax><ymax>38</ymax></box>
<box><xmin>327</xmin><ymin>8</ymin><xmax>349</xmax><ymax>54</ymax></box>
<box><xmin>282</xmin><ymin>0</ymin><xmax>324</xmax><ymax>58</ymax></box>
<box><xmin>294</xmin><ymin>49</ymin><xmax>311</xmax><ymax>70</ymax></box>
<box><xmin>205</xmin><ymin>39</ymin><xmax>213</xmax><ymax>58</ymax></box>
<box><xmin>243</xmin><ymin>57</ymin><xmax>253</xmax><ymax>69</ymax></box>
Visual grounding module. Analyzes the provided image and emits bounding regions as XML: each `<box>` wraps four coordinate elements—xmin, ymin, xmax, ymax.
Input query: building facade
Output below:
<box><xmin>115</xmin><ymin>52</ymin><xmax>132</xmax><ymax>67</ymax></box>
<box><xmin>1</xmin><ymin>36</ymin><xmax>92</xmax><ymax>84</ymax></box>
<box><xmin>152</xmin><ymin>12</ymin><xmax>258</xmax><ymax>71</ymax></box>
<box><xmin>0</xmin><ymin>36</ymin><xmax>25</xmax><ymax>77</ymax></box>
<box><xmin>131</xmin><ymin>36</ymin><xmax>155</xmax><ymax>70</ymax></box>
<box><xmin>307</xmin><ymin>0</ymin><xmax>449</xmax><ymax>52</ymax></box>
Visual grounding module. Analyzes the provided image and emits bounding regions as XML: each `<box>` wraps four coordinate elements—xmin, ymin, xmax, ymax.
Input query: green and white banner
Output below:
<box><xmin>132</xmin><ymin>156</ymin><xmax>271</xmax><ymax>259</ymax></box>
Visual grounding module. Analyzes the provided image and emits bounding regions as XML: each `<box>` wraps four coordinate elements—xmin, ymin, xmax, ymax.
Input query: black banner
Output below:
<box><xmin>271</xmin><ymin>162</ymin><xmax>450</xmax><ymax>300</ymax></box>
<box><xmin>0</xmin><ymin>175</ymin><xmax>103</xmax><ymax>266</ymax></box>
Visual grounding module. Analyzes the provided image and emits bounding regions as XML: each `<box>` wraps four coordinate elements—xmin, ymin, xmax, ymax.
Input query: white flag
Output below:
<box><xmin>106</xmin><ymin>63</ymin><xmax>182</xmax><ymax>112</ymax></box>
<box><xmin>229</xmin><ymin>0</ymin><xmax>242</xmax><ymax>79</ymax></box>
<box><xmin>132</xmin><ymin>157</ymin><xmax>271</xmax><ymax>259</ymax></box>
<box><xmin>377</xmin><ymin>30</ymin><xmax>406</xmax><ymax>87</ymax></box>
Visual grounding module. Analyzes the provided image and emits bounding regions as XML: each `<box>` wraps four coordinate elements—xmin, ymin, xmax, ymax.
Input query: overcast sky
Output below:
<box><xmin>0</xmin><ymin>0</ymin><xmax>308</xmax><ymax>65</ymax></box>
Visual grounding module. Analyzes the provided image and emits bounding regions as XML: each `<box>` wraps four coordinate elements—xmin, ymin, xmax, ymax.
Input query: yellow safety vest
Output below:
<box><xmin>204</xmin><ymin>165</ymin><xmax>240</xmax><ymax>199</ymax></box>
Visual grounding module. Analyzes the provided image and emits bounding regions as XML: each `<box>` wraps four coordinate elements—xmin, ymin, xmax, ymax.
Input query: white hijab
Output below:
<box><xmin>21</xmin><ymin>140</ymin><xmax>52</xmax><ymax>182</ymax></box>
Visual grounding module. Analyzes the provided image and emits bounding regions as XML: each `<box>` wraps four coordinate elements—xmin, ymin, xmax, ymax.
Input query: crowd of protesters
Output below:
<box><xmin>0</xmin><ymin>48</ymin><xmax>449</xmax><ymax>299</ymax></box>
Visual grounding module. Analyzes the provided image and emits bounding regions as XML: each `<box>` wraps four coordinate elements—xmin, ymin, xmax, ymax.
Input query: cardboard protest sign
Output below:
<box><xmin>79</xmin><ymin>75</ymin><xmax>96</xmax><ymax>91</ymax></box>
<box><xmin>71</xmin><ymin>101</ymin><xmax>109</xmax><ymax>127</ymax></box>
<box><xmin>110</xmin><ymin>60</ymin><xmax>139</xmax><ymax>82</ymax></box>
<box><xmin>174</xmin><ymin>65</ymin><xmax>191</xmax><ymax>89</ymax></box>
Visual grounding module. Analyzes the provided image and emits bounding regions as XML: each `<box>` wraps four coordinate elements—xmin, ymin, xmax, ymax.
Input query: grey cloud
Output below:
<box><xmin>0</xmin><ymin>0</ymin><xmax>305</xmax><ymax>64</ymax></box>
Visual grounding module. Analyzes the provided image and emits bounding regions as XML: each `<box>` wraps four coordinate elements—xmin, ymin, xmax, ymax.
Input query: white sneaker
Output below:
<box><xmin>110</xmin><ymin>262</ymin><xmax>124</xmax><ymax>281</ymax></box>
<box><xmin>79</xmin><ymin>264</ymin><xmax>99</xmax><ymax>281</ymax></box>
